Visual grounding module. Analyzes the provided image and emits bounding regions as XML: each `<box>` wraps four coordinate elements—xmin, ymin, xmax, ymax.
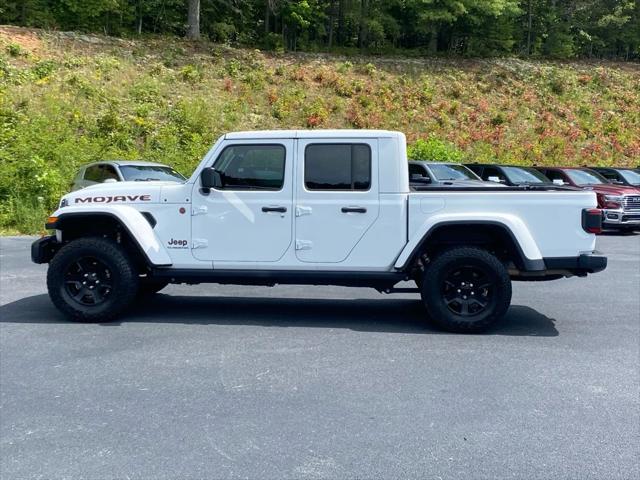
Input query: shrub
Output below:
<box><xmin>31</xmin><ymin>60</ymin><xmax>57</xmax><ymax>79</ymax></box>
<box><xmin>180</xmin><ymin>64</ymin><xmax>203</xmax><ymax>83</ymax></box>
<box><xmin>263</xmin><ymin>33</ymin><xmax>284</xmax><ymax>53</ymax></box>
<box><xmin>336</xmin><ymin>61</ymin><xmax>353</xmax><ymax>74</ymax></box>
<box><xmin>407</xmin><ymin>137</ymin><xmax>464</xmax><ymax>162</ymax></box>
<box><xmin>6</xmin><ymin>43</ymin><xmax>22</xmax><ymax>57</ymax></box>
<box><xmin>210</xmin><ymin>22</ymin><xmax>237</xmax><ymax>43</ymax></box>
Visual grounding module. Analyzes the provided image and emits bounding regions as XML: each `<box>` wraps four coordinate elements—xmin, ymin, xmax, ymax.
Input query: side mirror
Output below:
<box><xmin>201</xmin><ymin>167</ymin><xmax>222</xmax><ymax>190</ymax></box>
<box><xmin>487</xmin><ymin>176</ymin><xmax>502</xmax><ymax>183</ymax></box>
<box><xmin>552</xmin><ymin>179</ymin><xmax>566</xmax><ymax>186</ymax></box>
<box><xmin>103</xmin><ymin>178</ymin><xmax>118</xmax><ymax>183</ymax></box>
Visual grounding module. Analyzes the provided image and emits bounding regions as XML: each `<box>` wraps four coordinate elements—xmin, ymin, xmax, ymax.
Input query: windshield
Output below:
<box><xmin>565</xmin><ymin>169</ymin><xmax>607</xmax><ymax>185</ymax></box>
<box><xmin>501</xmin><ymin>167</ymin><xmax>550</xmax><ymax>184</ymax></box>
<box><xmin>618</xmin><ymin>169</ymin><xmax>640</xmax><ymax>185</ymax></box>
<box><xmin>428</xmin><ymin>164</ymin><xmax>478</xmax><ymax>181</ymax></box>
<box><xmin>120</xmin><ymin>165</ymin><xmax>186</xmax><ymax>182</ymax></box>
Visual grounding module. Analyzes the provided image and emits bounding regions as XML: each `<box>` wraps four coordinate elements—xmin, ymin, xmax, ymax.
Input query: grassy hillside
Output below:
<box><xmin>1</xmin><ymin>26</ymin><xmax>639</xmax><ymax>234</ymax></box>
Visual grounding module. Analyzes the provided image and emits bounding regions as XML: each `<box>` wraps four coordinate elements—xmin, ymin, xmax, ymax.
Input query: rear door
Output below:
<box><xmin>294</xmin><ymin>139</ymin><xmax>379</xmax><ymax>263</ymax></box>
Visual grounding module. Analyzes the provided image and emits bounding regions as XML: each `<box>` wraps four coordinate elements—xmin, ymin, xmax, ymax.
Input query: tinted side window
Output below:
<box><xmin>544</xmin><ymin>170</ymin><xmax>566</xmax><ymax>183</ymax></box>
<box><xmin>305</xmin><ymin>144</ymin><xmax>371</xmax><ymax>191</ymax></box>
<box><xmin>466</xmin><ymin>165</ymin><xmax>483</xmax><ymax>176</ymax></box>
<box><xmin>214</xmin><ymin>145</ymin><xmax>285</xmax><ymax>190</ymax></box>
<box><xmin>482</xmin><ymin>167</ymin><xmax>506</xmax><ymax>182</ymax></box>
<box><xmin>84</xmin><ymin>165</ymin><xmax>103</xmax><ymax>182</ymax></box>
<box><xmin>102</xmin><ymin>165</ymin><xmax>119</xmax><ymax>180</ymax></box>
<box><xmin>600</xmin><ymin>170</ymin><xmax>619</xmax><ymax>181</ymax></box>
<box><xmin>409</xmin><ymin>164</ymin><xmax>430</xmax><ymax>183</ymax></box>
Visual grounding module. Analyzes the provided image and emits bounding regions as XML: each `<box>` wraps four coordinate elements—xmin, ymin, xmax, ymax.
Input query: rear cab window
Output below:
<box><xmin>304</xmin><ymin>144</ymin><xmax>371</xmax><ymax>191</ymax></box>
<box><xmin>409</xmin><ymin>163</ymin><xmax>431</xmax><ymax>184</ymax></box>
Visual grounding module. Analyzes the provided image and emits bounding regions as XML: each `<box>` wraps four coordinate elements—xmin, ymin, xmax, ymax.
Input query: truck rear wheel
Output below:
<box><xmin>420</xmin><ymin>247</ymin><xmax>511</xmax><ymax>333</ymax></box>
<box><xmin>47</xmin><ymin>237</ymin><xmax>139</xmax><ymax>322</ymax></box>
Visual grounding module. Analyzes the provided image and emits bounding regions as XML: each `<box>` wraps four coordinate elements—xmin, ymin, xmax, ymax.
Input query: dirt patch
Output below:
<box><xmin>0</xmin><ymin>25</ymin><xmax>44</xmax><ymax>54</ymax></box>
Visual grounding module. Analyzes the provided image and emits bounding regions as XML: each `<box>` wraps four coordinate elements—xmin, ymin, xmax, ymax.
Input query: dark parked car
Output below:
<box><xmin>465</xmin><ymin>163</ymin><xmax>558</xmax><ymax>187</ymax></box>
<box><xmin>408</xmin><ymin>161</ymin><xmax>497</xmax><ymax>187</ymax></box>
<box><xmin>534</xmin><ymin>167</ymin><xmax>640</xmax><ymax>231</ymax></box>
<box><xmin>588</xmin><ymin>167</ymin><xmax>640</xmax><ymax>190</ymax></box>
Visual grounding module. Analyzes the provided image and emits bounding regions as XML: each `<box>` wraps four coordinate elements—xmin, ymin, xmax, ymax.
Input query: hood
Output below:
<box><xmin>581</xmin><ymin>184</ymin><xmax>639</xmax><ymax>195</ymax></box>
<box><xmin>62</xmin><ymin>181</ymin><xmax>171</xmax><ymax>206</ymax></box>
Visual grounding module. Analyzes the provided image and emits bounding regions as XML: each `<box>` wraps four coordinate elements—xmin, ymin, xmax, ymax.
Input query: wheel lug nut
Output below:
<box><xmin>82</xmin><ymin>281</ymin><xmax>86</xmax><ymax>285</ymax></box>
<box><xmin>471</xmin><ymin>291</ymin><xmax>475</xmax><ymax>295</ymax></box>
<box><xmin>84</xmin><ymin>273</ymin><xmax>88</xmax><ymax>277</ymax></box>
<box><xmin>463</xmin><ymin>295</ymin><xmax>467</xmax><ymax>299</ymax></box>
<box><xmin>457</xmin><ymin>289</ymin><xmax>461</xmax><ymax>293</ymax></box>
<box><xmin>96</xmin><ymin>280</ymin><xmax>100</xmax><ymax>284</ymax></box>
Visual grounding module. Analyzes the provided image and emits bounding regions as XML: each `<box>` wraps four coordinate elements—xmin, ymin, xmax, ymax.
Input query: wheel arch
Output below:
<box><xmin>395</xmin><ymin>219</ymin><xmax>544</xmax><ymax>272</ymax></box>
<box><xmin>48</xmin><ymin>207</ymin><xmax>172</xmax><ymax>268</ymax></box>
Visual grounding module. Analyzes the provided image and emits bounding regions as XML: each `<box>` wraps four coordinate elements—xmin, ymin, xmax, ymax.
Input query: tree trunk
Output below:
<box><xmin>526</xmin><ymin>0</ymin><xmax>533</xmax><ymax>55</ymax></box>
<box><xmin>358</xmin><ymin>0</ymin><xmax>368</xmax><ymax>49</ymax></box>
<box><xmin>187</xmin><ymin>0</ymin><xmax>200</xmax><ymax>40</ymax></box>
<box><xmin>328</xmin><ymin>0</ymin><xmax>337</xmax><ymax>48</ymax></box>
<box><xmin>337</xmin><ymin>0</ymin><xmax>344</xmax><ymax>45</ymax></box>
<box><xmin>265</xmin><ymin>1</ymin><xmax>270</xmax><ymax>34</ymax></box>
<box><xmin>137</xmin><ymin>0</ymin><xmax>143</xmax><ymax>35</ymax></box>
<box><xmin>20</xmin><ymin>0</ymin><xmax>27</xmax><ymax>24</ymax></box>
<box><xmin>428</xmin><ymin>29</ymin><xmax>438</xmax><ymax>53</ymax></box>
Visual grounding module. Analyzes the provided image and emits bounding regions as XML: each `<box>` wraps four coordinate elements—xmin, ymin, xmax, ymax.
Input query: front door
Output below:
<box><xmin>295</xmin><ymin>139</ymin><xmax>379</xmax><ymax>263</ymax></box>
<box><xmin>191</xmin><ymin>140</ymin><xmax>294</xmax><ymax>263</ymax></box>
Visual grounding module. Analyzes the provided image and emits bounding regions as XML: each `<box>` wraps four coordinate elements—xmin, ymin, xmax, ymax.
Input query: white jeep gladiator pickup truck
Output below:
<box><xmin>32</xmin><ymin>130</ymin><xmax>606</xmax><ymax>332</ymax></box>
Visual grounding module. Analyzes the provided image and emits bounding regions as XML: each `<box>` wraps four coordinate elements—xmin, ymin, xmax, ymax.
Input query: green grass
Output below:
<box><xmin>1</xmin><ymin>26</ymin><xmax>639</xmax><ymax>234</ymax></box>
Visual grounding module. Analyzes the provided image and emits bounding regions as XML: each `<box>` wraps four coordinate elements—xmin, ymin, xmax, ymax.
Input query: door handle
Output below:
<box><xmin>341</xmin><ymin>206</ymin><xmax>367</xmax><ymax>213</ymax></box>
<box><xmin>262</xmin><ymin>206</ymin><xmax>287</xmax><ymax>213</ymax></box>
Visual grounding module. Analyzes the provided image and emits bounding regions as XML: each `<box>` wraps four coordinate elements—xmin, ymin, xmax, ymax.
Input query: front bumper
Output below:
<box><xmin>602</xmin><ymin>208</ymin><xmax>640</xmax><ymax>227</ymax></box>
<box><xmin>31</xmin><ymin>235</ymin><xmax>60</xmax><ymax>264</ymax></box>
<box><xmin>543</xmin><ymin>252</ymin><xmax>607</xmax><ymax>276</ymax></box>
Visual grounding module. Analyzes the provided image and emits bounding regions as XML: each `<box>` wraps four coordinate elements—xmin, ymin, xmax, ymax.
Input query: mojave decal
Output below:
<box><xmin>74</xmin><ymin>194</ymin><xmax>152</xmax><ymax>204</ymax></box>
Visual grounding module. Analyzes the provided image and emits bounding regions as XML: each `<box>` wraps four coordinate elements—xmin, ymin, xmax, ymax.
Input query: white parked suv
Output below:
<box><xmin>70</xmin><ymin>160</ymin><xmax>185</xmax><ymax>191</ymax></box>
<box><xmin>32</xmin><ymin>130</ymin><xmax>606</xmax><ymax>332</ymax></box>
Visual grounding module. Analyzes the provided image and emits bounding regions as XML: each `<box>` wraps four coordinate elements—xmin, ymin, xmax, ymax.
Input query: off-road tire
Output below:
<box><xmin>47</xmin><ymin>236</ymin><xmax>139</xmax><ymax>322</ymax></box>
<box><xmin>137</xmin><ymin>279</ymin><xmax>169</xmax><ymax>296</ymax></box>
<box><xmin>420</xmin><ymin>247</ymin><xmax>512</xmax><ymax>333</ymax></box>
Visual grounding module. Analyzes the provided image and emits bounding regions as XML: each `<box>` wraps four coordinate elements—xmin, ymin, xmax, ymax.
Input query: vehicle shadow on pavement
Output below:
<box><xmin>0</xmin><ymin>294</ymin><xmax>559</xmax><ymax>337</ymax></box>
<box><xmin>600</xmin><ymin>230</ymin><xmax>639</xmax><ymax>236</ymax></box>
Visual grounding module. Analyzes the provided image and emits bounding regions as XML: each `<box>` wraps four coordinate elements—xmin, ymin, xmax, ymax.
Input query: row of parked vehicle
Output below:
<box><xmin>409</xmin><ymin>162</ymin><xmax>640</xmax><ymax>232</ymax></box>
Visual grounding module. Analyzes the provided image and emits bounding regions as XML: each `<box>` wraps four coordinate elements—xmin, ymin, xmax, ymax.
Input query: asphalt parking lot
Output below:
<box><xmin>1</xmin><ymin>234</ymin><xmax>638</xmax><ymax>479</ymax></box>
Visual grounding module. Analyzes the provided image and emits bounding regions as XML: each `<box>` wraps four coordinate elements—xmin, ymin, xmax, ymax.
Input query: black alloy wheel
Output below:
<box><xmin>63</xmin><ymin>256</ymin><xmax>113</xmax><ymax>306</ymax></box>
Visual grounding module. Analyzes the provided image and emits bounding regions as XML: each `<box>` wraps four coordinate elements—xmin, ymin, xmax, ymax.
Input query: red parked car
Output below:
<box><xmin>534</xmin><ymin>167</ymin><xmax>640</xmax><ymax>232</ymax></box>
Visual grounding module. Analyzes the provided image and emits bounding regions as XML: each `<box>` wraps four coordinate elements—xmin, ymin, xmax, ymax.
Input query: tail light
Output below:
<box><xmin>582</xmin><ymin>208</ymin><xmax>603</xmax><ymax>234</ymax></box>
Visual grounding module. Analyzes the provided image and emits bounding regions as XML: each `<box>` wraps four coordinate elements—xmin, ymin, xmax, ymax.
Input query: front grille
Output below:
<box><xmin>622</xmin><ymin>214</ymin><xmax>640</xmax><ymax>222</ymax></box>
<box><xmin>623</xmin><ymin>195</ymin><xmax>640</xmax><ymax>212</ymax></box>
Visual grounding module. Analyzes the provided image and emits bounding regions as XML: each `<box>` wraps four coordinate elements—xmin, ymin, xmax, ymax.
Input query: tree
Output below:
<box><xmin>187</xmin><ymin>0</ymin><xmax>200</xmax><ymax>39</ymax></box>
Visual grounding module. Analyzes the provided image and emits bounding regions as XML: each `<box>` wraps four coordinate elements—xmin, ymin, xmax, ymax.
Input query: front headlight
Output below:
<box><xmin>603</xmin><ymin>195</ymin><xmax>623</xmax><ymax>209</ymax></box>
<box><xmin>59</xmin><ymin>198</ymin><xmax>69</xmax><ymax>208</ymax></box>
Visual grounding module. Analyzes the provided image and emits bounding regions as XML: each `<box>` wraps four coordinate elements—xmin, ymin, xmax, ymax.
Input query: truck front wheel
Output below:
<box><xmin>420</xmin><ymin>247</ymin><xmax>512</xmax><ymax>333</ymax></box>
<box><xmin>47</xmin><ymin>237</ymin><xmax>139</xmax><ymax>322</ymax></box>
